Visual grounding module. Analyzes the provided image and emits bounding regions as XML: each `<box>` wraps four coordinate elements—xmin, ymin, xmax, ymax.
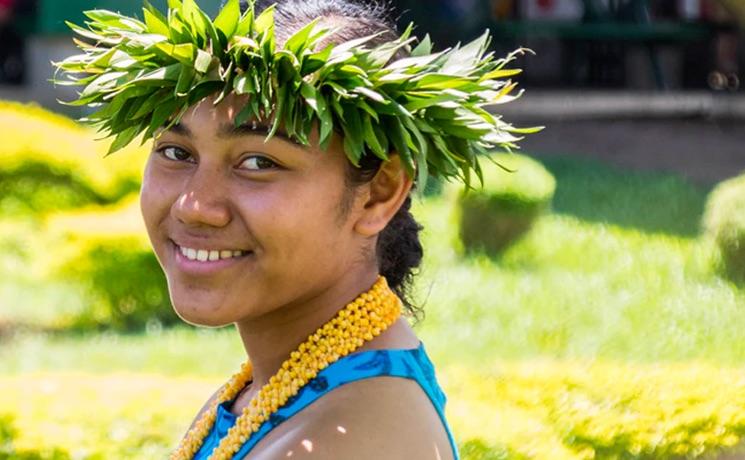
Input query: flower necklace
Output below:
<box><xmin>171</xmin><ymin>276</ymin><xmax>403</xmax><ymax>460</ymax></box>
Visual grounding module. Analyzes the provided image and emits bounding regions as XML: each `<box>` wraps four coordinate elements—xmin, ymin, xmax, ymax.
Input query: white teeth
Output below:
<box><xmin>178</xmin><ymin>245</ymin><xmax>246</xmax><ymax>262</ymax></box>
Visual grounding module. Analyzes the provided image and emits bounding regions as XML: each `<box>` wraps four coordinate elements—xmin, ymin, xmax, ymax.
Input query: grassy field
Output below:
<box><xmin>2</xmin><ymin>155</ymin><xmax>745</xmax><ymax>459</ymax></box>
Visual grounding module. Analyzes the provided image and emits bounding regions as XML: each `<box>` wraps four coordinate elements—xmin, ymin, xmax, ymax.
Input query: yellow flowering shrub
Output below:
<box><xmin>0</xmin><ymin>100</ymin><xmax>148</xmax><ymax>215</ymax></box>
<box><xmin>444</xmin><ymin>361</ymin><xmax>745</xmax><ymax>459</ymax></box>
<box><xmin>43</xmin><ymin>197</ymin><xmax>176</xmax><ymax>332</ymax></box>
<box><xmin>0</xmin><ymin>413</ymin><xmax>69</xmax><ymax>459</ymax></box>
<box><xmin>1</xmin><ymin>362</ymin><xmax>744</xmax><ymax>459</ymax></box>
<box><xmin>0</xmin><ymin>373</ymin><xmax>215</xmax><ymax>459</ymax></box>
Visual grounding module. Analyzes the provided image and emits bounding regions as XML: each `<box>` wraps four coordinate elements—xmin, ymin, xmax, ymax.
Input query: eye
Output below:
<box><xmin>157</xmin><ymin>146</ymin><xmax>194</xmax><ymax>163</ymax></box>
<box><xmin>240</xmin><ymin>155</ymin><xmax>279</xmax><ymax>171</ymax></box>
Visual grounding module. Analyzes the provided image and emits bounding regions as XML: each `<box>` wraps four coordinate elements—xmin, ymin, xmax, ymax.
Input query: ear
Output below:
<box><xmin>353</xmin><ymin>154</ymin><xmax>414</xmax><ymax>237</ymax></box>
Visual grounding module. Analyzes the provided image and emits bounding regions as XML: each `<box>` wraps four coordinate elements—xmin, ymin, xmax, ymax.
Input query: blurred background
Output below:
<box><xmin>1</xmin><ymin>1</ymin><xmax>745</xmax><ymax>459</ymax></box>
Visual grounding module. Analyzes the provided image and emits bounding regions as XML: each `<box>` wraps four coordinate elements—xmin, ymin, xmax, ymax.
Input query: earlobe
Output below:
<box><xmin>353</xmin><ymin>154</ymin><xmax>413</xmax><ymax>237</ymax></box>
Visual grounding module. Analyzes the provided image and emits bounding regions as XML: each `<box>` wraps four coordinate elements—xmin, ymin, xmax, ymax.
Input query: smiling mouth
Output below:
<box><xmin>172</xmin><ymin>241</ymin><xmax>252</xmax><ymax>262</ymax></box>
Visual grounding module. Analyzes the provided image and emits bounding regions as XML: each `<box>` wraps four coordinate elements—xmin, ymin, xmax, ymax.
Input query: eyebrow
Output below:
<box><xmin>165</xmin><ymin>121</ymin><xmax>299</xmax><ymax>145</ymax></box>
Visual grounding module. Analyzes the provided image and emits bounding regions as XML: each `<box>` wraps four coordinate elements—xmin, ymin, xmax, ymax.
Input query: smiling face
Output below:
<box><xmin>139</xmin><ymin>93</ymin><xmax>372</xmax><ymax>327</ymax></box>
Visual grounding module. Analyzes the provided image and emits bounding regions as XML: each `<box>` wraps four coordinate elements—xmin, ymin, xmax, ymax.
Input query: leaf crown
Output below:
<box><xmin>55</xmin><ymin>0</ymin><xmax>538</xmax><ymax>190</ymax></box>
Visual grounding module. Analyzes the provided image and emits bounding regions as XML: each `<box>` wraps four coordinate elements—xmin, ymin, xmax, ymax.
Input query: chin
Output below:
<box><xmin>174</xmin><ymin>308</ymin><xmax>232</xmax><ymax>328</ymax></box>
<box><xmin>169</xmin><ymin>292</ymin><xmax>236</xmax><ymax>328</ymax></box>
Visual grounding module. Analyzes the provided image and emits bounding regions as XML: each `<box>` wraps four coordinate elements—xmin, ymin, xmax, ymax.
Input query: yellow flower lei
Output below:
<box><xmin>171</xmin><ymin>276</ymin><xmax>403</xmax><ymax>459</ymax></box>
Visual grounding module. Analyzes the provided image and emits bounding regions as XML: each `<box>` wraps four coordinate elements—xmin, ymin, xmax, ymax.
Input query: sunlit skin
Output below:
<box><xmin>139</xmin><ymin>93</ymin><xmax>453</xmax><ymax>458</ymax></box>
<box><xmin>140</xmin><ymin>91</ymin><xmax>414</xmax><ymax>378</ymax></box>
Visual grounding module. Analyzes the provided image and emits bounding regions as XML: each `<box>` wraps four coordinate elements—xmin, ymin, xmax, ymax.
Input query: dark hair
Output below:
<box><xmin>237</xmin><ymin>0</ymin><xmax>424</xmax><ymax>321</ymax></box>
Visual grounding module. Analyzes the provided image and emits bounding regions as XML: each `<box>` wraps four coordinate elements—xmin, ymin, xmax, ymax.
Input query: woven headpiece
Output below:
<box><xmin>55</xmin><ymin>0</ymin><xmax>537</xmax><ymax>189</ymax></box>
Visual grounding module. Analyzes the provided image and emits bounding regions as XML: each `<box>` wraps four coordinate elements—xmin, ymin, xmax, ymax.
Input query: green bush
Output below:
<box><xmin>0</xmin><ymin>414</ymin><xmax>69</xmax><ymax>460</ymax></box>
<box><xmin>0</xmin><ymin>100</ymin><xmax>147</xmax><ymax>216</ymax></box>
<box><xmin>459</xmin><ymin>439</ymin><xmax>525</xmax><ymax>460</ymax></box>
<box><xmin>457</xmin><ymin>153</ymin><xmax>556</xmax><ymax>255</ymax></box>
<box><xmin>46</xmin><ymin>198</ymin><xmax>177</xmax><ymax>332</ymax></box>
<box><xmin>703</xmin><ymin>173</ymin><xmax>745</xmax><ymax>283</ymax></box>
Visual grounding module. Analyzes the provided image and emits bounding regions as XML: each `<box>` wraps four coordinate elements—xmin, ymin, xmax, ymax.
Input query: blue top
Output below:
<box><xmin>194</xmin><ymin>341</ymin><xmax>460</xmax><ymax>459</ymax></box>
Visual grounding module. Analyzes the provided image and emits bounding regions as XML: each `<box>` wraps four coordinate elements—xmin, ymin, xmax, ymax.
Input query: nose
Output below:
<box><xmin>171</xmin><ymin>166</ymin><xmax>232</xmax><ymax>228</ymax></box>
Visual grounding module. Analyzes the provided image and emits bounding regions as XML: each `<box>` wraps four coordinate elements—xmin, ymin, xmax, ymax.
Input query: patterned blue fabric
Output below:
<box><xmin>193</xmin><ymin>341</ymin><xmax>460</xmax><ymax>459</ymax></box>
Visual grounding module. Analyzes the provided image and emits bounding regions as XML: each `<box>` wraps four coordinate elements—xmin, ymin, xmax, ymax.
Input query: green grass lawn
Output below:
<box><xmin>2</xmin><ymin>155</ymin><xmax>745</xmax><ymax>459</ymax></box>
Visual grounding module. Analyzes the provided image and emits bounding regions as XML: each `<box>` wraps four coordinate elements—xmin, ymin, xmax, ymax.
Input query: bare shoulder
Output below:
<box><xmin>183</xmin><ymin>385</ymin><xmax>223</xmax><ymax>433</ymax></box>
<box><xmin>251</xmin><ymin>376</ymin><xmax>455</xmax><ymax>460</ymax></box>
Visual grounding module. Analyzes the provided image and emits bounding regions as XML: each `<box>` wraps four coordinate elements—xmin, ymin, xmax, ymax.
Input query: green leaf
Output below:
<box><xmin>146</xmin><ymin>96</ymin><xmax>181</xmax><ymax>137</ymax></box>
<box><xmin>107</xmin><ymin>125</ymin><xmax>140</xmax><ymax>155</ymax></box>
<box><xmin>300</xmin><ymin>82</ymin><xmax>319</xmax><ymax>112</ymax></box>
<box><xmin>386</xmin><ymin>50</ymin><xmax>446</xmax><ymax>71</ymax></box>
<box><xmin>155</xmin><ymin>42</ymin><xmax>196</xmax><ymax>66</ymax></box>
<box><xmin>330</xmin><ymin>33</ymin><xmax>383</xmax><ymax>56</ymax></box>
<box><xmin>143</xmin><ymin>1</ymin><xmax>169</xmax><ymax>36</ymax></box>
<box><xmin>235</xmin><ymin>7</ymin><xmax>255</xmax><ymax>37</ymax></box>
<box><xmin>386</xmin><ymin>118</ymin><xmax>415</xmax><ymax>177</ymax></box>
<box><xmin>353</xmin><ymin>86</ymin><xmax>386</xmax><ymax>103</ymax></box>
<box><xmin>187</xmin><ymin>80</ymin><xmax>223</xmax><ymax>106</ymax></box>
<box><xmin>322</xmin><ymin>81</ymin><xmax>351</xmax><ymax>98</ymax></box>
<box><xmin>405</xmin><ymin>93</ymin><xmax>462</xmax><ymax>112</ymax></box>
<box><xmin>356</xmin><ymin>100</ymin><xmax>380</xmax><ymax>122</ymax></box>
<box><xmin>254</xmin><ymin>5</ymin><xmax>275</xmax><ymax>35</ymax></box>
<box><xmin>312</xmin><ymin>91</ymin><xmax>333</xmax><ymax>149</ymax></box>
<box><xmin>167</xmin><ymin>10</ymin><xmax>193</xmax><ymax>44</ymax></box>
<box><xmin>86</xmin><ymin>92</ymin><xmax>130</xmax><ymax>120</ymax></box>
<box><xmin>131</xmin><ymin>88</ymin><xmax>169</xmax><ymax>119</ymax></box>
<box><xmin>194</xmin><ymin>49</ymin><xmax>212</xmax><ymax>73</ymax></box>
<box><xmin>81</xmin><ymin>71</ymin><xmax>129</xmax><ymax>97</ymax></box>
<box><xmin>301</xmin><ymin>45</ymin><xmax>333</xmax><ymax>76</ymax></box>
<box><xmin>66</xmin><ymin>21</ymin><xmax>108</xmax><ymax>43</ymax></box>
<box><xmin>481</xmin><ymin>68</ymin><xmax>522</xmax><ymax>80</ymax></box>
<box><xmin>103</xmin><ymin>83</ymin><xmax>153</xmax><ymax>101</ymax></box>
<box><xmin>411</xmin><ymin>34</ymin><xmax>432</xmax><ymax>57</ymax></box>
<box><xmin>175</xmin><ymin>64</ymin><xmax>195</xmax><ymax>96</ymax></box>
<box><xmin>442</xmin><ymin>29</ymin><xmax>491</xmax><ymax>74</ymax></box>
<box><xmin>88</xmin><ymin>48</ymin><xmax>118</xmax><ymax>69</ymax></box>
<box><xmin>268</xmin><ymin>84</ymin><xmax>287</xmax><ymax>140</ymax></box>
<box><xmin>214</xmin><ymin>0</ymin><xmax>240</xmax><ymax>38</ymax></box>
<box><xmin>181</xmin><ymin>0</ymin><xmax>203</xmax><ymax>37</ymax></box>
<box><xmin>233</xmin><ymin>73</ymin><xmax>253</xmax><ymax>95</ymax></box>
<box><xmin>362</xmin><ymin>114</ymin><xmax>387</xmax><ymax>159</ymax></box>
<box><xmin>507</xmin><ymin>125</ymin><xmax>544</xmax><ymax>135</ymax></box>
<box><xmin>84</xmin><ymin>10</ymin><xmax>146</xmax><ymax>32</ymax></box>
<box><xmin>416</xmin><ymin>145</ymin><xmax>430</xmax><ymax>189</ymax></box>
<box><xmin>413</xmin><ymin>73</ymin><xmax>476</xmax><ymax>90</ymax></box>
<box><xmin>132</xmin><ymin>63</ymin><xmax>181</xmax><ymax>83</ymax></box>
<box><xmin>341</xmin><ymin>104</ymin><xmax>364</xmax><ymax>166</ymax></box>
<box><xmin>371</xmin><ymin>118</ymin><xmax>389</xmax><ymax>155</ymax></box>
<box><xmin>284</xmin><ymin>19</ymin><xmax>320</xmax><ymax>55</ymax></box>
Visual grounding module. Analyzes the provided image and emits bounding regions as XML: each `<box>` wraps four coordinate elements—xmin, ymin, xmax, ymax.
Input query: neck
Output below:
<box><xmin>234</xmin><ymin>268</ymin><xmax>380</xmax><ymax>388</ymax></box>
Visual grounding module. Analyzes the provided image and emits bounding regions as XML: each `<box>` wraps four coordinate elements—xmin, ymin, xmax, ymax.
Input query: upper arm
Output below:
<box><xmin>252</xmin><ymin>377</ymin><xmax>455</xmax><ymax>460</ymax></box>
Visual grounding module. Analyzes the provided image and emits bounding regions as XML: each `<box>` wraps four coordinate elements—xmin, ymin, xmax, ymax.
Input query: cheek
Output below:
<box><xmin>243</xmin><ymin>179</ymin><xmax>348</xmax><ymax>261</ymax></box>
<box><xmin>139</xmin><ymin>162</ymin><xmax>178</xmax><ymax>244</ymax></box>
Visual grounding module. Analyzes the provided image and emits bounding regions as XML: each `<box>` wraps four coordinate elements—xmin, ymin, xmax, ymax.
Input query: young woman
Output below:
<box><xmin>141</xmin><ymin>2</ymin><xmax>459</xmax><ymax>458</ymax></box>
<box><xmin>57</xmin><ymin>0</ymin><xmax>528</xmax><ymax>457</ymax></box>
